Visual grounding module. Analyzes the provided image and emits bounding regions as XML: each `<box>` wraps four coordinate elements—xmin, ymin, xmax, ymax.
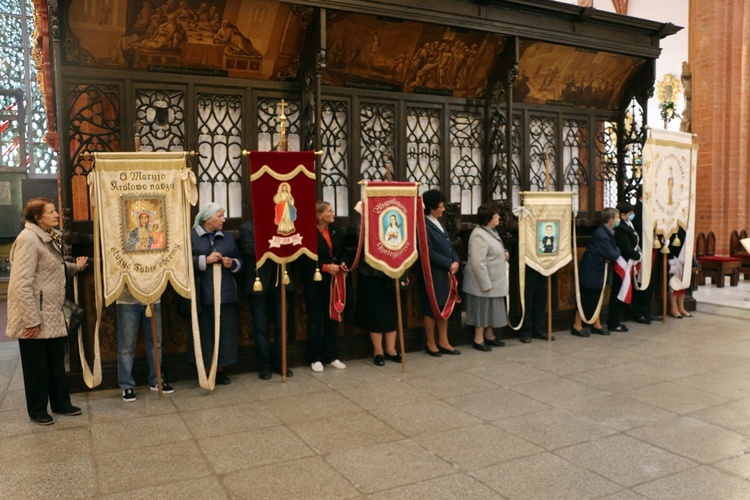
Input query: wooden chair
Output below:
<box><xmin>736</xmin><ymin>229</ymin><xmax>750</xmax><ymax>280</ymax></box>
<box><xmin>697</xmin><ymin>230</ymin><xmax>741</xmax><ymax>287</ymax></box>
<box><xmin>730</xmin><ymin>230</ymin><xmax>742</xmax><ymax>255</ymax></box>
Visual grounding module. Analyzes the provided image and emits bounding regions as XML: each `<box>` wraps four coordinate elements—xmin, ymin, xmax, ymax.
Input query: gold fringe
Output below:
<box><xmin>363</xmin><ymin>186</ymin><xmax>419</xmax><ymax>197</ymax></box>
<box><xmin>249</xmin><ymin>164</ymin><xmax>316</xmax><ymax>182</ymax></box>
<box><xmin>256</xmin><ymin>248</ymin><xmax>318</xmax><ymax>268</ymax></box>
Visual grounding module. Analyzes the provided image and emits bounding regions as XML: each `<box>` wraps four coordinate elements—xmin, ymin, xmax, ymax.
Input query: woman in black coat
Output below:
<box><xmin>302</xmin><ymin>201</ymin><xmax>351</xmax><ymax>372</ymax></box>
<box><xmin>608</xmin><ymin>201</ymin><xmax>642</xmax><ymax>332</ymax></box>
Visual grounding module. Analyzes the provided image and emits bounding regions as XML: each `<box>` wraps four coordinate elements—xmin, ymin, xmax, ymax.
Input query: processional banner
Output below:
<box><xmin>87</xmin><ymin>152</ymin><xmax>198</xmax><ymax>388</ymax></box>
<box><xmin>249</xmin><ymin>151</ymin><xmax>318</xmax><ymax>267</ymax></box>
<box><xmin>360</xmin><ymin>182</ymin><xmax>420</xmax><ymax>279</ymax></box>
<box><xmin>517</xmin><ymin>192</ymin><xmax>575</xmax><ymax>277</ymax></box>
<box><xmin>640</xmin><ymin>128</ymin><xmax>697</xmax><ymax>290</ymax></box>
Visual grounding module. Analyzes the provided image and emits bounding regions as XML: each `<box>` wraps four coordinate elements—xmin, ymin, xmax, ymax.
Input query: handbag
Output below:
<box><xmin>62</xmin><ymin>298</ymin><xmax>85</xmax><ymax>334</ymax></box>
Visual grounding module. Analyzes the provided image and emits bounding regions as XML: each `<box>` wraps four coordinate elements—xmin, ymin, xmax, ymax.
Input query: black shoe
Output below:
<box><xmin>591</xmin><ymin>326</ymin><xmax>611</xmax><ymax>336</ymax></box>
<box><xmin>384</xmin><ymin>352</ymin><xmax>402</xmax><ymax>363</ymax></box>
<box><xmin>648</xmin><ymin>314</ymin><xmax>663</xmax><ymax>321</ymax></box>
<box><xmin>437</xmin><ymin>346</ymin><xmax>461</xmax><ymax>355</ymax></box>
<box><xmin>215</xmin><ymin>372</ymin><xmax>231</xmax><ymax>385</ymax></box>
<box><xmin>520</xmin><ymin>337</ymin><xmax>532</xmax><ymax>344</ymax></box>
<box><xmin>374</xmin><ymin>354</ymin><xmax>385</xmax><ymax>366</ymax></box>
<box><xmin>608</xmin><ymin>324</ymin><xmax>627</xmax><ymax>333</ymax></box>
<box><xmin>52</xmin><ymin>405</ymin><xmax>82</xmax><ymax>416</ymax></box>
<box><xmin>668</xmin><ymin>312</ymin><xmax>683</xmax><ymax>319</ymax></box>
<box><xmin>259</xmin><ymin>369</ymin><xmax>272</xmax><ymax>380</ymax></box>
<box><xmin>472</xmin><ymin>341</ymin><xmax>492</xmax><ymax>352</ymax></box>
<box><xmin>571</xmin><ymin>327</ymin><xmax>590</xmax><ymax>338</ymax></box>
<box><xmin>425</xmin><ymin>348</ymin><xmax>442</xmax><ymax>357</ymax></box>
<box><xmin>484</xmin><ymin>338</ymin><xmax>505</xmax><ymax>347</ymax></box>
<box><xmin>30</xmin><ymin>413</ymin><xmax>54</xmax><ymax>426</ymax></box>
<box><xmin>273</xmin><ymin>367</ymin><xmax>294</xmax><ymax>377</ymax></box>
<box><xmin>633</xmin><ymin>315</ymin><xmax>652</xmax><ymax>325</ymax></box>
<box><xmin>532</xmin><ymin>333</ymin><xmax>556</xmax><ymax>341</ymax></box>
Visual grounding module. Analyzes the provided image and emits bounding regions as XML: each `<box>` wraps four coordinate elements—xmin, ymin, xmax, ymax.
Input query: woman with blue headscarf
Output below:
<box><xmin>190</xmin><ymin>203</ymin><xmax>241</xmax><ymax>385</ymax></box>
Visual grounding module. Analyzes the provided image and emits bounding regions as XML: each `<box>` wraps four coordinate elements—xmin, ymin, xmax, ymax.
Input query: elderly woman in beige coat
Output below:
<box><xmin>6</xmin><ymin>198</ymin><xmax>88</xmax><ymax>425</ymax></box>
<box><xmin>462</xmin><ymin>202</ymin><xmax>509</xmax><ymax>352</ymax></box>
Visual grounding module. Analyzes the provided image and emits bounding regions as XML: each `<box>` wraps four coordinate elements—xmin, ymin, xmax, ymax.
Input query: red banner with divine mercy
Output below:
<box><xmin>361</xmin><ymin>181</ymin><xmax>420</xmax><ymax>278</ymax></box>
<box><xmin>249</xmin><ymin>151</ymin><xmax>318</xmax><ymax>266</ymax></box>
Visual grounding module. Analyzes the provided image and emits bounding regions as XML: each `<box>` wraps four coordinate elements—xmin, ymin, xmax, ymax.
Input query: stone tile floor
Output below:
<box><xmin>1</xmin><ymin>311</ymin><xmax>750</xmax><ymax>499</ymax></box>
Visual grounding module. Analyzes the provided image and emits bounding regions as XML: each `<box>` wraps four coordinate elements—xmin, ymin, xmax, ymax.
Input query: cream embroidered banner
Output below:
<box><xmin>640</xmin><ymin>128</ymin><xmax>698</xmax><ymax>290</ymax></box>
<box><xmin>85</xmin><ymin>152</ymin><xmax>199</xmax><ymax>389</ymax></box>
<box><xmin>518</xmin><ymin>192</ymin><xmax>575</xmax><ymax>277</ymax></box>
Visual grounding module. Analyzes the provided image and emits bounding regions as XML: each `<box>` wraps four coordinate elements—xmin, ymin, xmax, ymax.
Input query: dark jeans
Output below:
<box><xmin>18</xmin><ymin>337</ymin><xmax>73</xmax><ymax>418</ymax></box>
<box><xmin>520</xmin><ymin>267</ymin><xmax>547</xmax><ymax>339</ymax></box>
<box><xmin>304</xmin><ymin>284</ymin><xmax>339</xmax><ymax>364</ymax></box>
<box><xmin>249</xmin><ymin>289</ymin><xmax>283</xmax><ymax>371</ymax></box>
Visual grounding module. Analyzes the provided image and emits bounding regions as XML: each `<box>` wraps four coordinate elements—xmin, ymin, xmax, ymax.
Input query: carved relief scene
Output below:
<box><xmin>513</xmin><ymin>40</ymin><xmax>646</xmax><ymax>109</ymax></box>
<box><xmin>323</xmin><ymin>12</ymin><xmax>507</xmax><ymax>98</ymax></box>
<box><xmin>64</xmin><ymin>0</ymin><xmax>310</xmax><ymax>79</ymax></box>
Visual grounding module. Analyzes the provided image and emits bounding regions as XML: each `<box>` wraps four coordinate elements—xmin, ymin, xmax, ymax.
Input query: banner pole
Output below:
<box><xmin>395</xmin><ymin>277</ymin><xmax>406</xmax><ymax>373</ymax></box>
<box><xmin>662</xmin><ymin>251</ymin><xmax>668</xmax><ymax>324</ymax></box>
<box><xmin>547</xmin><ymin>276</ymin><xmax>552</xmax><ymax>341</ymax></box>
<box><xmin>148</xmin><ymin>303</ymin><xmax>163</xmax><ymax>399</ymax></box>
<box><xmin>281</xmin><ymin>262</ymin><xmax>288</xmax><ymax>382</ymax></box>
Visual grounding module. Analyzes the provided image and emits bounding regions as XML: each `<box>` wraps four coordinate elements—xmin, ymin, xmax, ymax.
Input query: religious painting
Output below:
<box><xmin>273</xmin><ymin>182</ymin><xmax>297</xmax><ymax>235</ymax></box>
<box><xmin>514</xmin><ymin>40</ymin><xmax>645</xmax><ymax>110</ymax></box>
<box><xmin>63</xmin><ymin>0</ymin><xmax>310</xmax><ymax>80</ymax></box>
<box><xmin>324</xmin><ymin>12</ymin><xmax>507</xmax><ymax>98</ymax></box>
<box><xmin>380</xmin><ymin>209</ymin><xmax>406</xmax><ymax>251</ymax></box>
<box><xmin>121</xmin><ymin>195</ymin><xmax>167</xmax><ymax>252</ymax></box>
<box><xmin>537</xmin><ymin>220</ymin><xmax>559</xmax><ymax>256</ymax></box>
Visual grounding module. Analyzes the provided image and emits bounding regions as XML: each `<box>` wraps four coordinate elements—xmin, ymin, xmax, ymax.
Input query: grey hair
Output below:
<box><xmin>600</xmin><ymin>207</ymin><xmax>619</xmax><ymax>224</ymax></box>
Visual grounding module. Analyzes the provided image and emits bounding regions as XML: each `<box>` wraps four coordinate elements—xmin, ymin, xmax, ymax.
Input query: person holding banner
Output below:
<box><xmin>190</xmin><ymin>204</ymin><xmax>241</xmax><ymax>385</ymax></box>
<box><xmin>608</xmin><ymin>202</ymin><xmax>642</xmax><ymax>333</ymax></box>
<box><xmin>6</xmin><ymin>198</ymin><xmax>88</xmax><ymax>425</ymax></box>
<box><xmin>420</xmin><ymin>190</ymin><xmax>461</xmax><ymax>356</ymax></box>
<box><xmin>239</xmin><ymin>220</ymin><xmax>293</xmax><ymax>380</ymax></box>
<box><xmin>302</xmin><ymin>201</ymin><xmax>350</xmax><ymax>372</ymax></box>
<box><xmin>463</xmin><ymin>203</ymin><xmax>509</xmax><ymax>351</ymax></box>
<box><xmin>571</xmin><ymin>207</ymin><xmax>621</xmax><ymax>338</ymax></box>
<box><xmin>667</xmin><ymin>228</ymin><xmax>694</xmax><ymax>319</ymax></box>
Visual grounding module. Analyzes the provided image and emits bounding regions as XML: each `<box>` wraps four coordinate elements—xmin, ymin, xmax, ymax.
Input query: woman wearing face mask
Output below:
<box><xmin>571</xmin><ymin>207</ymin><xmax>621</xmax><ymax>337</ymax></box>
<box><xmin>607</xmin><ymin>201</ymin><xmax>642</xmax><ymax>333</ymax></box>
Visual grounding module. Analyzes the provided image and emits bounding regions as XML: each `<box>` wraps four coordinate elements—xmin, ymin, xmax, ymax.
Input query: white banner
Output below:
<box><xmin>640</xmin><ymin>128</ymin><xmax>698</xmax><ymax>290</ymax></box>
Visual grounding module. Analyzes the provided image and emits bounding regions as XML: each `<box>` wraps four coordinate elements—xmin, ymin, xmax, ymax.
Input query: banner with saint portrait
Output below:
<box><xmin>248</xmin><ymin>151</ymin><xmax>318</xmax><ymax>266</ymax></box>
<box><xmin>639</xmin><ymin>128</ymin><xmax>697</xmax><ymax>289</ymax></box>
<box><xmin>517</xmin><ymin>191</ymin><xmax>575</xmax><ymax>277</ymax></box>
<box><xmin>359</xmin><ymin>181</ymin><xmax>420</xmax><ymax>278</ymax></box>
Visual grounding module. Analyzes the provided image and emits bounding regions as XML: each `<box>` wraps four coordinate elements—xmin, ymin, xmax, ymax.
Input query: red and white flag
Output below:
<box><xmin>614</xmin><ymin>256</ymin><xmax>635</xmax><ymax>304</ymax></box>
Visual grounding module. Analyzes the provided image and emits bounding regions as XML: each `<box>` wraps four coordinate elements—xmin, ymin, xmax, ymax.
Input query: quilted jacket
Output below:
<box><xmin>6</xmin><ymin>222</ymin><xmax>84</xmax><ymax>339</ymax></box>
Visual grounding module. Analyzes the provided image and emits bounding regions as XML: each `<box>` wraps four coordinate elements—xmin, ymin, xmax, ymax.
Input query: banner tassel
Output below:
<box><xmin>253</xmin><ymin>275</ymin><xmax>263</xmax><ymax>292</ymax></box>
<box><xmin>653</xmin><ymin>238</ymin><xmax>661</xmax><ymax>249</ymax></box>
<box><xmin>313</xmin><ymin>268</ymin><xmax>323</xmax><ymax>282</ymax></box>
<box><xmin>672</xmin><ymin>236</ymin><xmax>681</xmax><ymax>246</ymax></box>
<box><xmin>661</xmin><ymin>244</ymin><xmax>671</xmax><ymax>254</ymax></box>
<box><xmin>282</xmin><ymin>270</ymin><xmax>291</xmax><ymax>285</ymax></box>
<box><xmin>145</xmin><ymin>305</ymin><xmax>152</xmax><ymax>318</ymax></box>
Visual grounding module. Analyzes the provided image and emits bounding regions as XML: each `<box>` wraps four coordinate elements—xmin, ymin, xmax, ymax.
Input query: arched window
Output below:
<box><xmin>0</xmin><ymin>0</ymin><xmax>57</xmax><ymax>176</ymax></box>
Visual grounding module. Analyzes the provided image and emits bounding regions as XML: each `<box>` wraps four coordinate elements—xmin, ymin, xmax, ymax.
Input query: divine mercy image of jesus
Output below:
<box><xmin>273</xmin><ymin>182</ymin><xmax>297</xmax><ymax>234</ymax></box>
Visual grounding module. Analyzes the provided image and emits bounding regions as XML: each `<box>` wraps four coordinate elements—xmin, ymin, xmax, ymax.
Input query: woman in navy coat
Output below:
<box><xmin>420</xmin><ymin>190</ymin><xmax>461</xmax><ymax>356</ymax></box>
<box><xmin>571</xmin><ymin>207</ymin><xmax>621</xmax><ymax>337</ymax></box>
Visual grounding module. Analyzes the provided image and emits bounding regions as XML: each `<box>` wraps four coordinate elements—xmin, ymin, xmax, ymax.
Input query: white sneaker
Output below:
<box><xmin>311</xmin><ymin>361</ymin><xmax>324</xmax><ymax>372</ymax></box>
<box><xmin>327</xmin><ymin>359</ymin><xmax>347</xmax><ymax>369</ymax></box>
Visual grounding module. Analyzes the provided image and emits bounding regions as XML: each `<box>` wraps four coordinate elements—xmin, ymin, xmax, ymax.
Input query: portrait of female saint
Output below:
<box><xmin>381</xmin><ymin>210</ymin><xmax>405</xmax><ymax>250</ymax></box>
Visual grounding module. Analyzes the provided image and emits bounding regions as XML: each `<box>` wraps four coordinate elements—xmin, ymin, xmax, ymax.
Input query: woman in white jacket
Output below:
<box><xmin>462</xmin><ymin>202</ymin><xmax>509</xmax><ymax>351</ymax></box>
<box><xmin>6</xmin><ymin>198</ymin><xmax>88</xmax><ymax>425</ymax></box>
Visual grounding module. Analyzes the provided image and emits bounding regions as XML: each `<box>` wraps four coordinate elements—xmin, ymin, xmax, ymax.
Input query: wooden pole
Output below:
<box><xmin>281</xmin><ymin>263</ymin><xmax>288</xmax><ymax>382</ymax></box>
<box><xmin>148</xmin><ymin>303</ymin><xmax>163</xmax><ymax>399</ymax></box>
<box><xmin>662</xmin><ymin>251</ymin><xmax>668</xmax><ymax>323</ymax></box>
<box><xmin>547</xmin><ymin>276</ymin><xmax>552</xmax><ymax>341</ymax></box>
<box><xmin>395</xmin><ymin>278</ymin><xmax>406</xmax><ymax>372</ymax></box>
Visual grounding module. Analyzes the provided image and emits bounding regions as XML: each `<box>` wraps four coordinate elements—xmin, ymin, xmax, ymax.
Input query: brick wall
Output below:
<box><xmin>690</xmin><ymin>0</ymin><xmax>750</xmax><ymax>253</ymax></box>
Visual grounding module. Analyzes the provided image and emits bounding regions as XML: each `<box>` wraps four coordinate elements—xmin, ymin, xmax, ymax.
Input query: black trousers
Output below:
<box><xmin>520</xmin><ymin>267</ymin><xmax>547</xmax><ymax>339</ymax></box>
<box><xmin>633</xmin><ymin>251</ymin><xmax>661</xmax><ymax>318</ymax></box>
<box><xmin>18</xmin><ymin>337</ymin><xmax>73</xmax><ymax>418</ymax></box>
<box><xmin>607</xmin><ymin>272</ymin><xmax>625</xmax><ymax>329</ymax></box>
<box><xmin>304</xmin><ymin>284</ymin><xmax>339</xmax><ymax>364</ymax></box>
<box><xmin>249</xmin><ymin>288</ymin><xmax>284</xmax><ymax>371</ymax></box>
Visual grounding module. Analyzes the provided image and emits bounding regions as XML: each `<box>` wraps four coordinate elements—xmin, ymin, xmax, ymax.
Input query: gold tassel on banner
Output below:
<box><xmin>313</xmin><ymin>268</ymin><xmax>323</xmax><ymax>281</ymax></box>
<box><xmin>653</xmin><ymin>238</ymin><xmax>661</xmax><ymax>249</ymax></box>
<box><xmin>673</xmin><ymin>236</ymin><xmax>682</xmax><ymax>246</ymax></box>
<box><xmin>253</xmin><ymin>275</ymin><xmax>263</xmax><ymax>292</ymax></box>
<box><xmin>145</xmin><ymin>306</ymin><xmax>152</xmax><ymax>318</ymax></box>
<box><xmin>661</xmin><ymin>244</ymin><xmax>671</xmax><ymax>254</ymax></box>
<box><xmin>282</xmin><ymin>270</ymin><xmax>291</xmax><ymax>285</ymax></box>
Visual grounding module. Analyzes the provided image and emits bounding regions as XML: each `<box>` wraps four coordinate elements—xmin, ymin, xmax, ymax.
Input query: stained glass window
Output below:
<box><xmin>0</xmin><ymin>0</ymin><xmax>56</xmax><ymax>175</ymax></box>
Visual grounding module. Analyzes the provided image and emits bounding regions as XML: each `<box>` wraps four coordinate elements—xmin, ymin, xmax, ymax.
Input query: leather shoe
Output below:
<box><xmin>52</xmin><ymin>405</ymin><xmax>82</xmax><ymax>416</ymax></box>
<box><xmin>668</xmin><ymin>312</ymin><xmax>683</xmax><ymax>319</ymax></box>
<box><xmin>259</xmin><ymin>369</ymin><xmax>272</xmax><ymax>380</ymax></box>
<box><xmin>374</xmin><ymin>354</ymin><xmax>385</xmax><ymax>366</ymax></box>
<box><xmin>648</xmin><ymin>314</ymin><xmax>663</xmax><ymax>321</ymax></box>
<box><xmin>472</xmin><ymin>341</ymin><xmax>492</xmax><ymax>352</ymax></box>
<box><xmin>571</xmin><ymin>327</ymin><xmax>590</xmax><ymax>338</ymax></box>
<box><xmin>384</xmin><ymin>352</ymin><xmax>402</xmax><ymax>363</ymax></box>
<box><xmin>609</xmin><ymin>325</ymin><xmax>627</xmax><ymax>332</ymax></box>
<box><xmin>437</xmin><ymin>346</ymin><xmax>461</xmax><ymax>355</ymax></box>
<box><xmin>633</xmin><ymin>315</ymin><xmax>651</xmax><ymax>325</ymax></box>
<box><xmin>591</xmin><ymin>326</ymin><xmax>611</xmax><ymax>335</ymax></box>
<box><xmin>216</xmin><ymin>371</ymin><xmax>231</xmax><ymax>385</ymax></box>
<box><xmin>30</xmin><ymin>413</ymin><xmax>54</xmax><ymax>426</ymax></box>
<box><xmin>484</xmin><ymin>338</ymin><xmax>505</xmax><ymax>347</ymax></box>
<box><xmin>425</xmin><ymin>347</ymin><xmax>442</xmax><ymax>357</ymax></box>
<box><xmin>520</xmin><ymin>337</ymin><xmax>532</xmax><ymax>344</ymax></box>
<box><xmin>532</xmin><ymin>333</ymin><xmax>555</xmax><ymax>341</ymax></box>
